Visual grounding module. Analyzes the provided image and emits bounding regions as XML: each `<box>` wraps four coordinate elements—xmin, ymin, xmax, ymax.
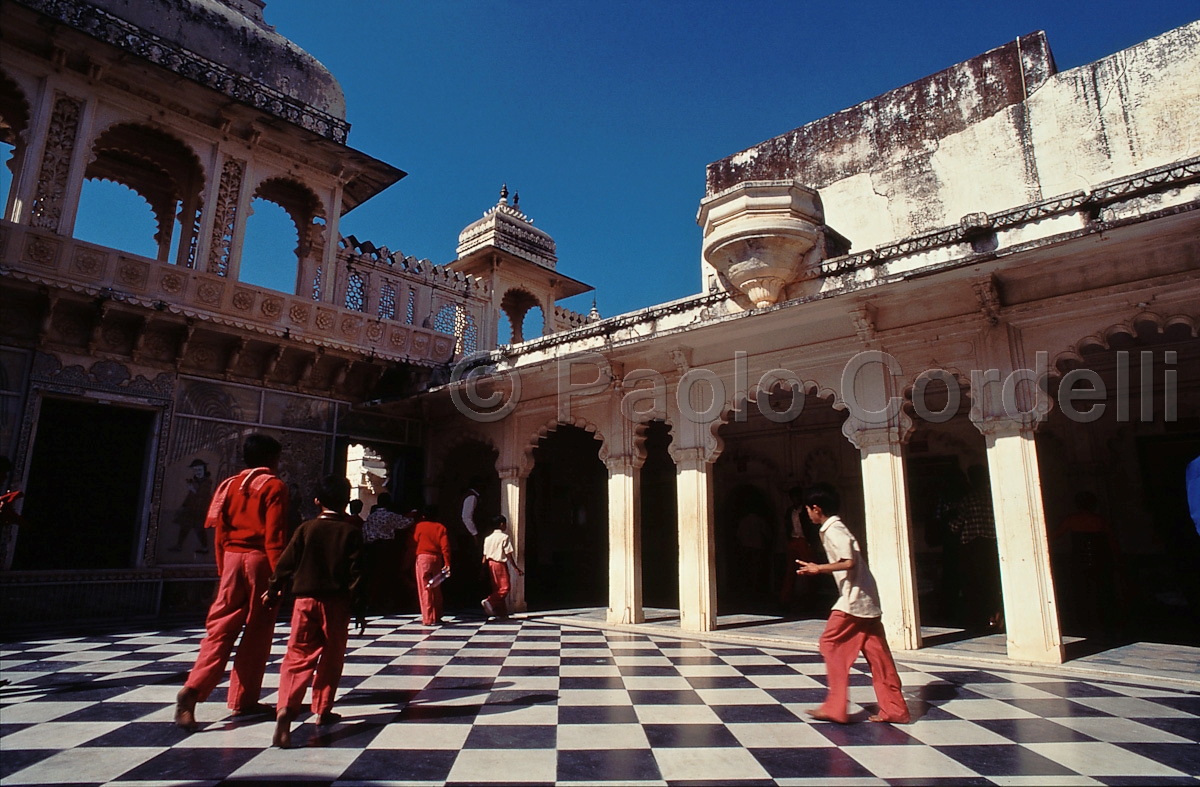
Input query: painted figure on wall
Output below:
<box><xmin>169</xmin><ymin>459</ymin><xmax>214</xmax><ymax>555</ymax></box>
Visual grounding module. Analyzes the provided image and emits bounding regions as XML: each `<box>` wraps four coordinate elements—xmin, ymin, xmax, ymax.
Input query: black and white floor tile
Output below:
<box><xmin>2</xmin><ymin>616</ymin><xmax>1198</xmax><ymax>786</ymax></box>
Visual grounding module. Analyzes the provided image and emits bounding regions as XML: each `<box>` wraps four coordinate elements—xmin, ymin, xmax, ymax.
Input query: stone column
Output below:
<box><xmin>605</xmin><ymin>453</ymin><xmax>644</xmax><ymax>625</ymax></box>
<box><xmin>499</xmin><ymin>466</ymin><xmax>529</xmax><ymax>613</ymax></box>
<box><xmin>975</xmin><ymin>417</ymin><xmax>1064</xmax><ymax>663</ymax></box>
<box><xmin>672</xmin><ymin>446</ymin><xmax>718</xmax><ymax>632</ymax></box>
<box><xmin>844</xmin><ymin>419</ymin><xmax>921</xmax><ymax>650</ymax></box>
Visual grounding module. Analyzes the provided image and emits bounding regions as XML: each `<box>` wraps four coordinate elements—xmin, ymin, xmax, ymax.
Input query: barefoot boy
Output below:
<box><xmin>264</xmin><ymin>475</ymin><xmax>364</xmax><ymax>748</ymax></box>
<box><xmin>796</xmin><ymin>483</ymin><xmax>910</xmax><ymax>724</ymax></box>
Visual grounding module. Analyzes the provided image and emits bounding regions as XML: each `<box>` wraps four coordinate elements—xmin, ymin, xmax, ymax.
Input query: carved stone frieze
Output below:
<box><xmin>159</xmin><ymin>271</ymin><xmax>185</xmax><ymax>295</ymax></box>
<box><xmin>195</xmin><ymin>280</ymin><xmax>223</xmax><ymax>305</ymax></box>
<box><xmin>30</xmin><ymin>93</ymin><xmax>83</xmax><ymax>231</ymax></box>
<box><xmin>22</xmin><ymin>234</ymin><xmax>60</xmax><ymax>268</ymax></box>
<box><xmin>432</xmin><ymin>335</ymin><xmax>453</xmax><ymax>360</ymax></box>
<box><xmin>411</xmin><ymin>331</ymin><xmax>431</xmax><ymax>357</ymax></box>
<box><xmin>261</xmin><ymin>297</ymin><xmax>283</xmax><ymax>320</ymax></box>
<box><xmin>117</xmin><ymin>258</ymin><xmax>150</xmax><ymax>290</ymax></box>
<box><xmin>231</xmin><ymin>289</ymin><xmax>255</xmax><ymax>312</ymax></box>
<box><xmin>71</xmin><ymin>248</ymin><xmax>108</xmax><ymax>278</ymax></box>
<box><xmin>207</xmin><ymin>157</ymin><xmax>245</xmax><ymax>276</ymax></box>
<box><xmin>288</xmin><ymin>303</ymin><xmax>311</xmax><ymax>326</ymax></box>
<box><xmin>30</xmin><ymin>352</ymin><xmax>174</xmax><ymax>400</ymax></box>
<box><xmin>339</xmin><ymin>315</ymin><xmax>362</xmax><ymax>339</ymax></box>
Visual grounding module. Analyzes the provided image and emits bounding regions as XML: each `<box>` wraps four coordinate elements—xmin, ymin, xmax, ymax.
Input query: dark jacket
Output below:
<box><xmin>270</xmin><ymin>512</ymin><xmax>364</xmax><ymax>613</ymax></box>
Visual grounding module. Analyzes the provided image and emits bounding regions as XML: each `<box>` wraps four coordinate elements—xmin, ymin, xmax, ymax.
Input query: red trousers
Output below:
<box><xmin>817</xmin><ymin>611</ymin><xmax>910</xmax><ymax>723</ymax></box>
<box><xmin>415</xmin><ymin>553</ymin><xmax>444</xmax><ymax>625</ymax></box>
<box><xmin>485</xmin><ymin>559</ymin><xmax>510</xmax><ymax>618</ymax></box>
<box><xmin>185</xmin><ymin>550</ymin><xmax>277</xmax><ymax>710</ymax></box>
<box><xmin>276</xmin><ymin>595</ymin><xmax>351</xmax><ymax>716</ymax></box>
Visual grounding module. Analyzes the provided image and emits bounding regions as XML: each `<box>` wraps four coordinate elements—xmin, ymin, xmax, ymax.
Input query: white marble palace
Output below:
<box><xmin>1</xmin><ymin>0</ymin><xmax>1198</xmax><ymax>664</ymax></box>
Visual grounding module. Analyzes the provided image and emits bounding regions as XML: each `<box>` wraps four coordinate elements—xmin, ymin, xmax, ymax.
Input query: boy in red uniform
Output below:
<box><xmin>265</xmin><ymin>474</ymin><xmax>364</xmax><ymax>748</ymax></box>
<box><xmin>175</xmin><ymin>434</ymin><xmax>289</xmax><ymax>730</ymax></box>
<box><xmin>410</xmin><ymin>511</ymin><xmax>451</xmax><ymax>626</ymax></box>
<box><xmin>796</xmin><ymin>484</ymin><xmax>910</xmax><ymax>724</ymax></box>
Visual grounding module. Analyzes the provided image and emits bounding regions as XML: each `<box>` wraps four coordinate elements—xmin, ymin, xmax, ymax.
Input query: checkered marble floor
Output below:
<box><xmin>2</xmin><ymin>616</ymin><xmax>1198</xmax><ymax>786</ymax></box>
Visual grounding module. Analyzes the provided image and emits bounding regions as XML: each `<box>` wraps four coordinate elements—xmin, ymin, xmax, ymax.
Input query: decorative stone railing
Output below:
<box><xmin>0</xmin><ymin>221</ymin><xmax>460</xmax><ymax>364</ymax></box>
<box><xmin>553</xmin><ymin>304</ymin><xmax>594</xmax><ymax>331</ymax></box>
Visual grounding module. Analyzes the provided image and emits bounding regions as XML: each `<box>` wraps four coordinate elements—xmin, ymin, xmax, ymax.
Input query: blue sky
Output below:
<box><xmin>62</xmin><ymin>2</ymin><xmax>1200</xmax><ymax>318</ymax></box>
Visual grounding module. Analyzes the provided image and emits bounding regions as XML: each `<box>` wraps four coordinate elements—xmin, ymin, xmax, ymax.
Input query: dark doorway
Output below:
<box><xmin>640</xmin><ymin>420</ymin><xmax>677</xmax><ymax>610</ymax></box>
<box><xmin>15</xmin><ymin>397</ymin><xmax>154</xmax><ymax>570</ymax></box>
<box><xmin>906</xmin><ymin>454</ymin><xmax>969</xmax><ymax>627</ymax></box>
<box><xmin>525</xmin><ymin>425</ymin><xmax>607</xmax><ymax>610</ymax></box>
<box><xmin>1134</xmin><ymin>431</ymin><xmax>1200</xmax><ymax>645</ymax></box>
<box><xmin>717</xmin><ymin>483</ymin><xmax>776</xmax><ymax>614</ymax></box>
<box><xmin>435</xmin><ymin>440</ymin><xmax>499</xmax><ymax>611</ymax></box>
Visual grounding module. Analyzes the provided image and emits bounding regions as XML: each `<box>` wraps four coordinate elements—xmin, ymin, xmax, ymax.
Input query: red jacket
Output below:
<box><xmin>410</xmin><ymin>519</ymin><xmax>451</xmax><ymax>569</ymax></box>
<box><xmin>205</xmin><ymin>468</ymin><xmax>289</xmax><ymax>572</ymax></box>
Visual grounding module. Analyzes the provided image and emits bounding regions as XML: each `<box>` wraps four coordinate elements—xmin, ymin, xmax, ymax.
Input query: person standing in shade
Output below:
<box><xmin>265</xmin><ymin>474</ymin><xmax>364</xmax><ymax>749</ymax></box>
<box><xmin>481</xmin><ymin>515</ymin><xmax>522</xmax><ymax>620</ymax></box>
<box><xmin>175</xmin><ymin>434</ymin><xmax>289</xmax><ymax>730</ymax></box>
<box><xmin>796</xmin><ymin>483</ymin><xmax>910</xmax><ymax>725</ymax></box>
<box><xmin>411</xmin><ymin>510</ymin><xmax>451</xmax><ymax>626</ymax></box>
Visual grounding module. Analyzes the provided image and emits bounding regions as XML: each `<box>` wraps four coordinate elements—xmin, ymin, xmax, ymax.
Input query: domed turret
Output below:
<box><xmin>90</xmin><ymin>0</ymin><xmax>346</xmax><ymax>121</ymax></box>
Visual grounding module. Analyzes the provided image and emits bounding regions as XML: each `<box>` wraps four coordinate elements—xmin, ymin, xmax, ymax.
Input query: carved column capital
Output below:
<box><xmin>603</xmin><ymin>452</ymin><xmax>645</xmax><ymax>474</ymax></box>
<box><xmin>497</xmin><ymin>464</ymin><xmax>529</xmax><ymax>481</ymax></box>
<box><xmin>841</xmin><ymin>411</ymin><xmax>915</xmax><ymax>454</ymax></box>
<box><xmin>970</xmin><ymin>414</ymin><xmax>1041</xmax><ymax>441</ymax></box>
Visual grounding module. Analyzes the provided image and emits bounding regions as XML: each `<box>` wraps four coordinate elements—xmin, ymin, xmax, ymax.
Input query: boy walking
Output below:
<box><xmin>264</xmin><ymin>475</ymin><xmax>364</xmax><ymax>748</ymax></box>
<box><xmin>796</xmin><ymin>484</ymin><xmax>910</xmax><ymax>724</ymax></box>
<box><xmin>176</xmin><ymin>434</ymin><xmax>288</xmax><ymax>730</ymax></box>
<box><xmin>410</xmin><ymin>511</ymin><xmax>451</xmax><ymax>626</ymax></box>
<box><xmin>481</xmin><ymin>515</ymin><xmax>523</xmax><ymax>620</ymax></box>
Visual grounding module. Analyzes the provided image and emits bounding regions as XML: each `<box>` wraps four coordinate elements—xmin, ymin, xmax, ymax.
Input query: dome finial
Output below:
<box><xmin>513</xmin><ymin>191</ymin><xmax>520</xmax><ymax>208</ymax></box>
<box><xmin>499</xmin><ymin>183</ymin><xmax>509</xmax><ymax>205</ymax></box>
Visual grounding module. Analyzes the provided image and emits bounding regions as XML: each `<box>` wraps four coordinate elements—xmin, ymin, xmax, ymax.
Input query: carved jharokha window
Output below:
<box><xmin>76</xmin><ymin>123</ymin><xmax>206</xmax><ymax>265</ymax></box>
<box><xmin>431</xmin><ymin>304</ymin><xmax>478</xmax><ymax>355</ymax></box>
<box><xmin>345</xmin><ymin>270</ymin><xmax>366</xmax><ymax>312</ymax></box>
<box><xmin>378</xmin><ymin>282</ymin><xmax>396</xmax><ymax>320</ymax></box>
<box><xmin>0</xmin><ymin>69</ymin><xmax>31</xmax><ymax>216</ymax></box>
<box><xmin>433</xmin><ymin>304</ymin><xmax>457</xmax><ymax>335</ymax></box>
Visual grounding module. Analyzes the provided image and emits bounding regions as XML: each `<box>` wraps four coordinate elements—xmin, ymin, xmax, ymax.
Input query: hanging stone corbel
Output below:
<box><xmin>697</xmin><ymin>180</ymin><xmax>834</xmax><ymax>309</ymax></box>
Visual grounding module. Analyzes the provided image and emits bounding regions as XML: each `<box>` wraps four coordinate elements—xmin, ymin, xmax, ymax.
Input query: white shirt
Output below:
<box><xmin>461</xmin><ymin>491</ymin><xmax>479</xmax><ymax>536</ymax></box>
<box><xmin>819</xmin><ymin>515</ymin><xmax>882</xmax><ymax>618</ymax></box>
<box><xmin>482</xmin><ymin>529</ymin><xmax>514</xmax><ymax>563</ymax></box>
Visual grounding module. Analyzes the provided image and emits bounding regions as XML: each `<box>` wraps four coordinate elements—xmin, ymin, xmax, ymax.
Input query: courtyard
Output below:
<box><xmin>2</xmin><ymin>611</ymin><xmax>1198</xmax><ymax>786</ymax></box>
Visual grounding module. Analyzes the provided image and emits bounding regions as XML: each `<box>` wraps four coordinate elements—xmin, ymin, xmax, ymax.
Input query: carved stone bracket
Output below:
<box><xmin>841</xmin><ymin>411</ymin><xmax>915</xmax><ymax>455</ymax></box>
<box><xmin>973</xmin><ymin>275</ymin><xmax>1001</xmax><ymax>326</ymax></box>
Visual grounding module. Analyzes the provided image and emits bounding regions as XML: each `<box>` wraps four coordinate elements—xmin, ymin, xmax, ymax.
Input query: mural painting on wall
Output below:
<box><xmin>157</xmin><ymin>379</ymin><xmax>332</xmax><ymax>564</ymax></box>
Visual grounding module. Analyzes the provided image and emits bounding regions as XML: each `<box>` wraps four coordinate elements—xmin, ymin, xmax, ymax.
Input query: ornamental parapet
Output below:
<box><xmin>0</xmin><ymin>221</ymin><xmax>462</xmax><ymax>365</ymax></box>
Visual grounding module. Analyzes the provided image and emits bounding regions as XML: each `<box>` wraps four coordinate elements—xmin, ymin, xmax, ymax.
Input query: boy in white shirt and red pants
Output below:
<box><xmin>481</xmin><ymin>515</ymin><xmax>522</xmax><ymax>620</ymax></box>
<box><xmin>796</xmin><ymin>484</ymin><xmax>910</xmax><ymax>724</ymax></box>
